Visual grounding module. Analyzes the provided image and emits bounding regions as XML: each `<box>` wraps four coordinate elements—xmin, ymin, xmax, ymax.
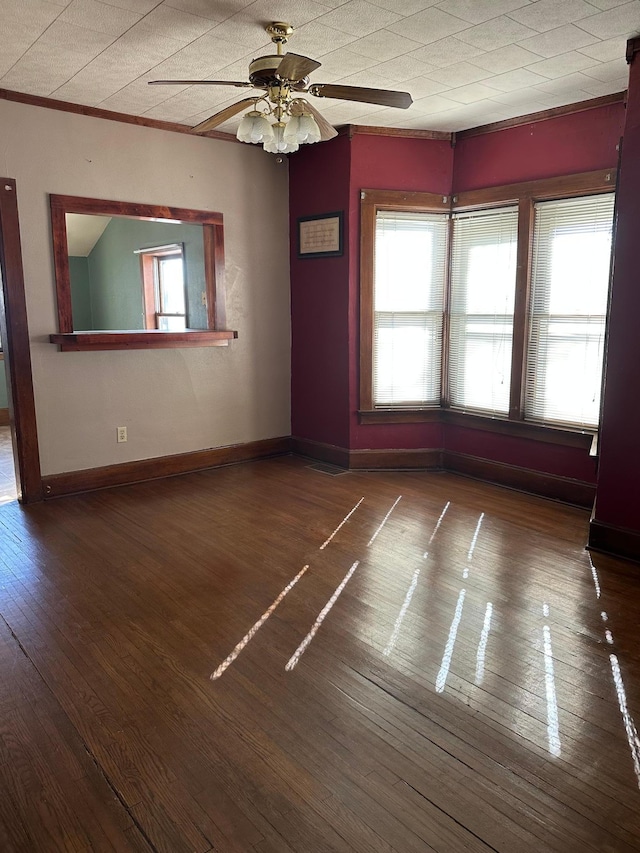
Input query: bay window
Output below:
<box><xmin>360</xmin><ymin>170</ymin><xmax>616</xmax><ymax>436</ymax></box>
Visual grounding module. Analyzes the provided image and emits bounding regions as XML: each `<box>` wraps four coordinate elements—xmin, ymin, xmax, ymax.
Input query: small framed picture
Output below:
<box><xmin>297</xmin><ymin>211</ymin><xmax>343</xmax><ymax>259</ymax></box>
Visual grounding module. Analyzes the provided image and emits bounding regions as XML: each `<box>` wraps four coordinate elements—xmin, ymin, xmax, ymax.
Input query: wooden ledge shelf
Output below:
<box><xmin>49</xmin><ymin>329</ymin><xmax>238</xmax><ymax>351</ymax></box>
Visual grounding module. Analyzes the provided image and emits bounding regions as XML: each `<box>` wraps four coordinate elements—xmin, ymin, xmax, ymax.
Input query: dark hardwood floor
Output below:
<box><xmin>0</xmin><ymin>454</ymin><xmax>639</xmax><ymax>851</ymax></box>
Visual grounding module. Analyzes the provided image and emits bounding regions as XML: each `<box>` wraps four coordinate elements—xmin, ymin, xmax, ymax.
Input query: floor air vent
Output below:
<box><xmin>306</xmin><ymin>462</ymin><xmax>348</xmax><ymax>476</ymax></box>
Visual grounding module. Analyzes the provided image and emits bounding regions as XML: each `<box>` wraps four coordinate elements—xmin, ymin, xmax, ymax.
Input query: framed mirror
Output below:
<box><xmin>49</xmin><ymin>195</ymin><xmax>236</xmax><ymax>351</ymax></box>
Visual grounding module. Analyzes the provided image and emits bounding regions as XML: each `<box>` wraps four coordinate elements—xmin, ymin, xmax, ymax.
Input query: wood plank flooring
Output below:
<box><xmin>0</xmin><ymin>455</ymin><xmax>639</xmax><ymax>851</ymax></box>
<box><xmin>0</xmin><ymin>425</ymin><xmax>17</xmax><ymax>505</ymax></box>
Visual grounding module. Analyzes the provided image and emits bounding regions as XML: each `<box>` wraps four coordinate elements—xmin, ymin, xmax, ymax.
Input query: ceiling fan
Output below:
<box><xmin>148</xmin><ymin>22</ymin><xmax>413</xmax><ymax>154</ymax></box>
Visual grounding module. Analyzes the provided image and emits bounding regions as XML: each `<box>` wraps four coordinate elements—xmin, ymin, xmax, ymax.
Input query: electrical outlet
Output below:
<box><xmin>117</xmin><ymin>426</ymin><xmax>127</xmax><ymax>443</ymax></box>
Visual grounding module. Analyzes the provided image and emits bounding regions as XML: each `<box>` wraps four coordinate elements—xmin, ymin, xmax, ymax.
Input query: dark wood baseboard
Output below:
<box><xmin>291</xmin><ymin>438</ymin><xmax>593</xmax><ymax>504</ymax></box>
<box><xmin>40</xmin><ymin>433</ymin><xmax>595</xmax><ymax>508</ymax></box>
<box><xmin>588</xmin><ymin>519</ymin><xmax>640</xmax><ymax>564</ymax></box>
<box><xmin>0</xmin><ymin>407</ymin><xmax>9</xmax><ymax>426</ymax></box>
<box><xmin>290</xmin><ymin>437</ymin><xmax>442</xmax><ymax>470</ymax></box>
<box><xmin>290</xmin><ymin>437</ymin><xmax>350</xmax><ymax>468</ymax></box>
<box><xmin>443</xmin><ymin>450</ymin><xmax>596</xmax><ymax>508</ymax></box>
<box><xmin>349</xmin><ymin>448</ymin><xmax>443</xmax><ymax>469</ymax></box>
<box><xmin>42</xmin><ymin>436</ymin><xmax>291</xmax><ymax>498</ymax></box>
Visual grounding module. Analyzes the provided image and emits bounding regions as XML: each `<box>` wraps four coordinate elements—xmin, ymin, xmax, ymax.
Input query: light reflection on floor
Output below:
<box><xmin>584</xmin><ymin>553</ymin><xmax>640</xmax><ymax>785</ymax></box>
<box><xmin>475</xmin><ymin>602</ymin><xmax>493</xmax><ymax>685</ymax></box>
<box><xmin>423</xmin><ymin>500</ymin><xmax>450</xmax><ymax>557</ymax></box>
<box><xmin>588</xmin><ymin>553</ymin><xmax>602</xmax><ymax>599</ymax></box>
<box><xmin>286</xmin><ymin>560</ymin><xmax>360</xmax><ymax>672</ymax></box>
<box><xmin>610</xmin><ymin>654</ymin><xmax>640</xmax><ymax>789</ymax></box>
<box><xmin>384</xmin><ymin>501</ymin><xmax>451</xmax><ymax>659</ymax></box>
<box><xmin>435</xmin><ymin>588</ymin><xmax>466</xmax><ymax>694</ymax></box>
<box><xmin>542</xmin><ymin>604</ymin><xmax>561</xmax><ymax>757</ymax></box>
<box><xmin>463</xmin><ymin>512</ymin><xmax>484</xmax><ymax>578</ymax></box>
<box><xmin>367</xmin><ymin>496</ymin><xmax>402</xmax><ymax>546</ymax></box>
<box><xmin>467</xmin><ymin>512</ymin><xmax>485</xmax><ymax>561</ymax></box>
<box><xmin>384</xmin><ymin>565</ymin><xmax>422</xmax><ymax>657</ymax></box>
<box><xmin>211</xmin><ymin>564</ymin><xmax>309</xmax><ymax>680</ymax></box>
<box><xmin>319</xmin><ymin>497</ymin><xmax>364</xmax><ymax>551</ymax></box>
<box><xmin>206</xmin><ymin>484</ymin><xmax>640</xmax><ymax>784</ymax></box>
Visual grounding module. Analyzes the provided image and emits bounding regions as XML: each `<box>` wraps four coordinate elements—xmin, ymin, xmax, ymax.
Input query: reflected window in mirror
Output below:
<box><xmin>138</xmin><ymin>244</ymin><xmax>187</xmax><ymax>331</ymax></box>
<box><xmin>49</xmin><ymin>195</ymin><xmax>236</xmax><ymax>352</ymax></box>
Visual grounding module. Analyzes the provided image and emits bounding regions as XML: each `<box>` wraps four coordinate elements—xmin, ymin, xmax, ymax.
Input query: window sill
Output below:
<box><xmin>49</xmin><ymin>329</ymin><xmax>238</xmax><ymax>352</ymax></box>
<box><xmin>359</xmin><ymin>407</ymin><xmax>594</xmax><ymax>450</ymax></box>
<box><xmin>359</xmin><ymin>408</ymin><xmax>441</xmax><ymax>424</ymax></box>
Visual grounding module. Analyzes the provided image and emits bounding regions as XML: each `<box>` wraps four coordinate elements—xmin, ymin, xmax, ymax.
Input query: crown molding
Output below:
<box><xmin>338</xmin><ymin>92</ymin><xmax>626</xmax><ymax>144</ymax></box>
<box><xmin>0</xmin><ymin>88</ymin><xmax>626</xmax><ymax>149</ymax></box>
<box><xmin>456</xmin><ymin>92</ymin><xmax>626</xmax><ymax>140</ymax></box>
<box><xmin>626</xmin><ymin>36</ymin><xmax>640</xmax><ymax>63</ymax></box>
<box><xmin>339</xmin><ymin>124</ymin><xmax>452</xmax><ymax>141</ymax></box>
<box><xmin>0</xmin><ymin>88</ymin><xmax>236</xmax><ymax>143</ymax></box>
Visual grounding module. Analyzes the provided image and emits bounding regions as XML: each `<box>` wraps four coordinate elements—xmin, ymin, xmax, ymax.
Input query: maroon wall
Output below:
<box><xmin>348</xmin><ymin>134</ymin><xmax>453</xmax><ymax>452</ymax></box>
<box><xmin>444</xmin><ymin>427</ymin><xmax>596</xmax><ymax>482</ymax></box>
<box><xmin>453</xmin><ymin>102</ymin><xmax>625</xmax><ymax>192</ymax></box>
<box><xmin>593</xmin><ymin>61</ymin><xmax>640</xmax><ymax>534</ymax></box>
<box><xmin>289</xmin><ymin>134</ymin><xmax>351</xmax><ymax>448</ymax></box>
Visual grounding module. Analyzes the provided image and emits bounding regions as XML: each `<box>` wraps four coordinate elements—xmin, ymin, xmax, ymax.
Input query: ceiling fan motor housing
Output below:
<box><xmin>248</xmin><ymin>56</ymin><xmax>309</xmax><ymax>89</ymax></box>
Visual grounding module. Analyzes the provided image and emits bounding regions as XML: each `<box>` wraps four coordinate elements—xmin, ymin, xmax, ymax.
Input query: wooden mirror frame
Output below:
<box><xmin>49</xmin><ymin>194</ymin><xmax>237</xmax><ymax>351</ymax></box>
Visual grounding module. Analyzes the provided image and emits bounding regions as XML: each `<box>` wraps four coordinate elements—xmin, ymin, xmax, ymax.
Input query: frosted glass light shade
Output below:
<box><xmin>298</xmin><ymin>114</ymin><xmax>321</xmax><ymax>144</ymax></box>
<box><xmin>283</xmin><ymin>116</ymin><xmax>302</xmax><ymax>144</ymax></box>
<box><xmin>236</xmin><ymin>111</ymin><xmax>274</xmax><ymax>144</ymax></box>
<box><xmin>263</xmin><ymin>122</ymin><xmax>299</xmax><ymax>154</ymax></box>
<box><xmin>283</xmin><ymin>114</ymin><xmax>321</xmax><ymax>145</ymax></box>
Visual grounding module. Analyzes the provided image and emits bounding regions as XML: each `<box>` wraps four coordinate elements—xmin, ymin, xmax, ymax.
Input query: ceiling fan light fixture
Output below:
<box><xmin>284</xmin><ymin>113</ymin><xmax>321</xmax><ymax>145</ymax></box>
<box><xmin>263</xmin><ymin>122</ymin><xmax>299</xmax><ymax>154</ymax></box>
<box><xmin>153</xmin><ymin>23</ymin><xmax>412</xmax><ymax>148</ymax></box>
<box><xmin>236</xmin><ymin>110</ymin><xmax>274</xmax><ymax>144</ymax></box>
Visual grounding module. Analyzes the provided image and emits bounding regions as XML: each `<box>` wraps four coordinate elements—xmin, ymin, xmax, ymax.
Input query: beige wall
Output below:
<box><xmin>0</xmin><ymin>100</ymin><xmax>291</xmax><ymax>475</ymax></box>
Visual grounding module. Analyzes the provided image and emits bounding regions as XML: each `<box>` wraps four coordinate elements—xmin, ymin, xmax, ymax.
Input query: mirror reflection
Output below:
<box><xmin>66</xmin><ymin>213</ymin><xmax>207</xmax><ymax>332</ymax></box>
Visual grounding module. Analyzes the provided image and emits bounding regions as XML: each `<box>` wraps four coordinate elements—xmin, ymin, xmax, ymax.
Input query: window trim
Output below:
<box><xmin>359</xmin><ymin>189</ymin><xmax>451</xmax><ymax>412</ymax></box>
<box><xmin>359</xmin><ymin>170</ymin><xmax>616</xmax><ymax>440</ymax></box>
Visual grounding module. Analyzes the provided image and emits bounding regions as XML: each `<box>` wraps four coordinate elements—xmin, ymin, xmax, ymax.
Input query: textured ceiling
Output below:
<box><xmin>1</xmin><ymin>0</ymin><xmax>638</xmax><ymax>135</ymax></box>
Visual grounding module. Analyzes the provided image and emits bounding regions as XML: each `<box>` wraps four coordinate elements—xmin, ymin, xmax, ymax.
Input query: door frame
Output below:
<box><xmin>0</xmin><ymin>178</ymin><xmax>43</xmax><ymax>502</ymax></box>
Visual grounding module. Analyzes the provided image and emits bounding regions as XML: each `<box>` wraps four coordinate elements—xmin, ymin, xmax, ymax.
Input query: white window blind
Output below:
<box><xmin>448</xmin><ymin>206</ymin><xmax>518</xmax><ymax>415</ymax></box>
<box><xmin>525</xmin><ymin>193</ymin><xmax>614</xmax><ymax>429</ymax></box>
<box><xmin>373</xmin><ymin>211</ymin><xmax>448</xmax><ymax>406</ymax></box>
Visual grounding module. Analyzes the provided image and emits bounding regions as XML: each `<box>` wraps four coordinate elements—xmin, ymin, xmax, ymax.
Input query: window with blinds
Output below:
<box><xmin>525</xmin><ymin>194</ymin><xmax>615</xmax><ymax>429</ymax></box>
<box><xmin>373</xmin><ymin>211</ymin><xmax>448</xmax><ymax>406</ymax></box>
<box><xmin>448</xmin><ymin>206</ymin><xmax>519</xmax><ymax>414</ymax></box>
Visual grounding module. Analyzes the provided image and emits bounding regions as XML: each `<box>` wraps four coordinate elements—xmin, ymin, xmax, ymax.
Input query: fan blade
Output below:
<box><xmin>293</xmin><ymin>99</ymin><xmax>338</xmax><ymax>142</ymax></box>
<box><xmin>276</xmin><ymin>52</ymin><xmax>321</xmax><ymax>82</ymax></box>
<box><xmin>191</xmin><ymin>98</ymin><xmax>258</xmax><ymax>134</ymax></box>
<box><xmin>149</xmin><ymin>79</ymin><xmax>253</xmax><ymax>88</ymax></box>
<box><xmin>309</xmin><ymin>84</ymin><xmax>412</xmax><ymax>109</ymax></box>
